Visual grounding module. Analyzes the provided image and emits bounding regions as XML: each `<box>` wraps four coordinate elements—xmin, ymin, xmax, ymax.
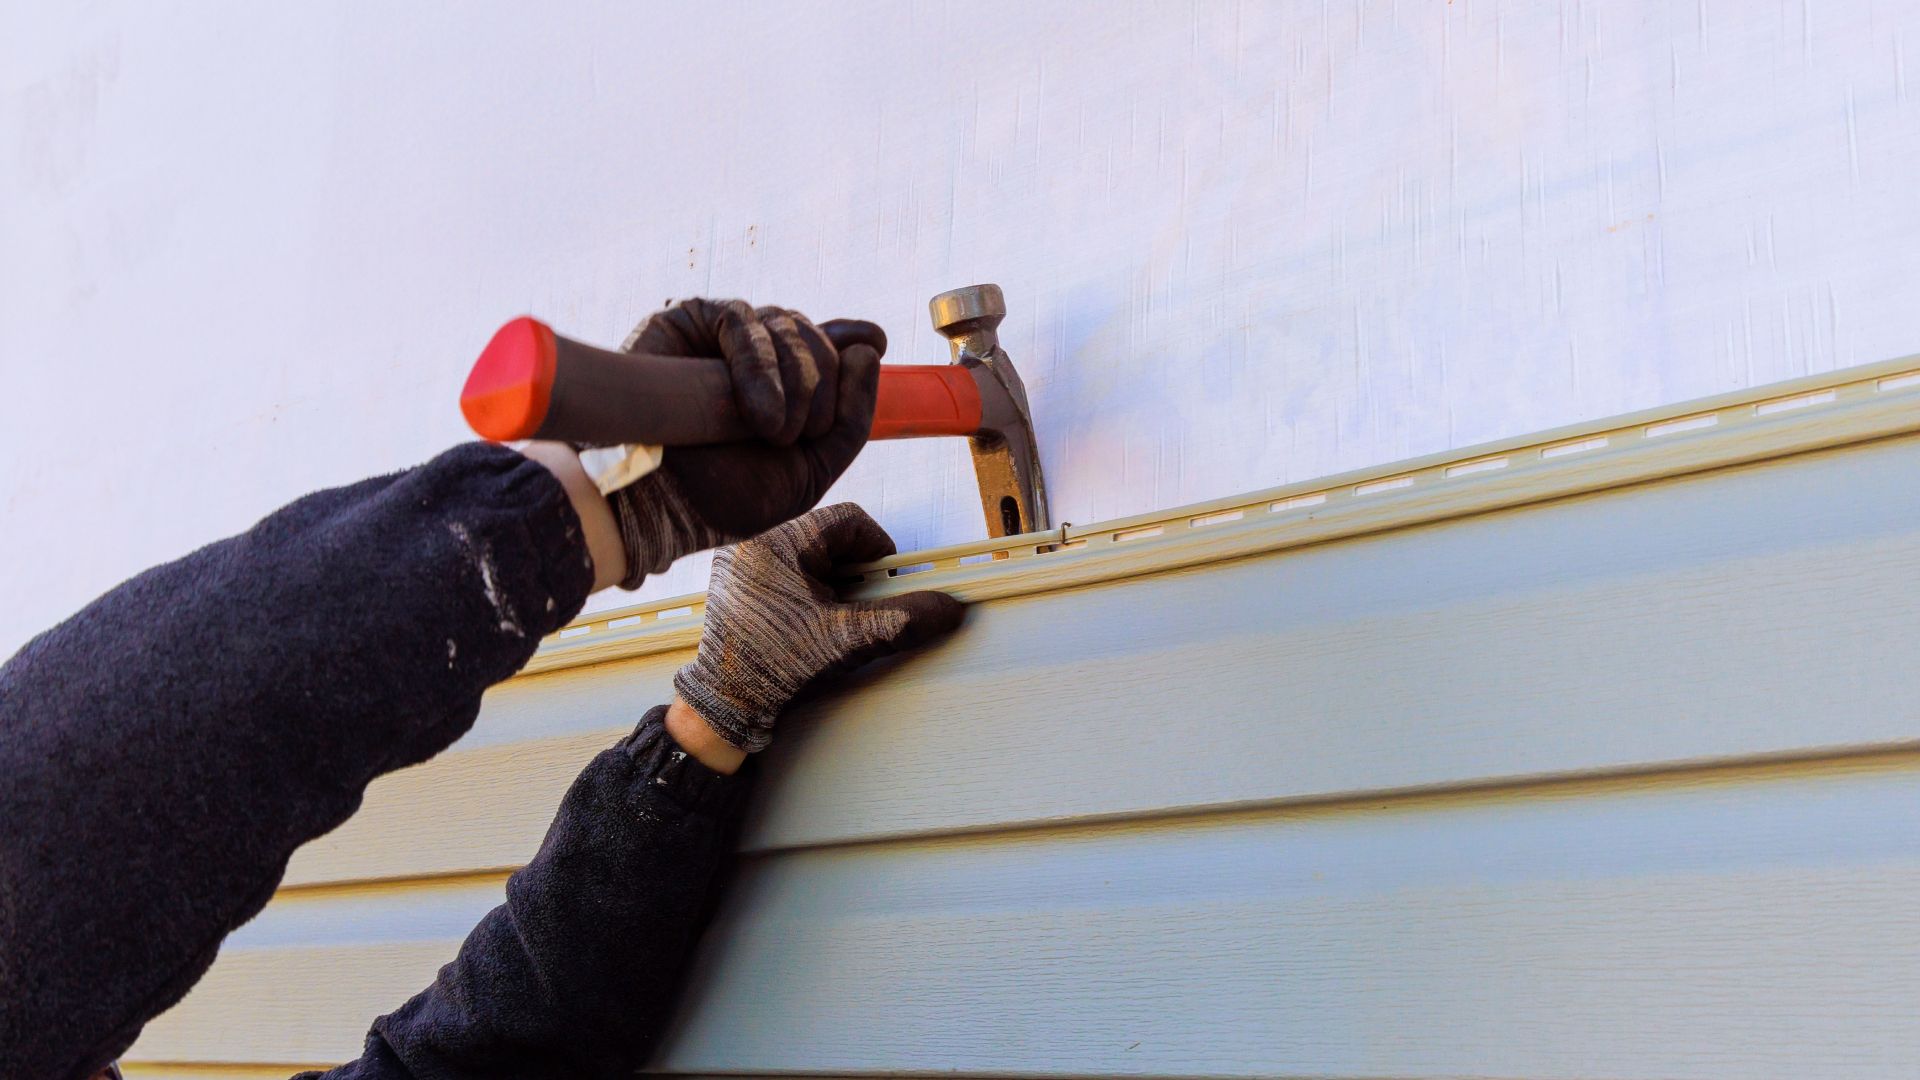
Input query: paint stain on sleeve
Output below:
<box><xmin>446</xmin><ymin>522</ymin><xmax>524</xmax><ymax>638</ymax></box>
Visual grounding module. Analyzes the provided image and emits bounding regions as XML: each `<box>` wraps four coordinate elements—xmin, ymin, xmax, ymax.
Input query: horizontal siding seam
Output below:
<box><xmin>273</xmin><ymin>739</ymin><xmax>1920</xmax><ymax>901</ymax></box>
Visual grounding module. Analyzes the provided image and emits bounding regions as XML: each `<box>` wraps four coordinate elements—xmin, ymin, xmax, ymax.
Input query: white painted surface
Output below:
<box><xmin>6</xmin><ymin>1</ymin><xmax>1920</xmax><ymax>655</ymax></box>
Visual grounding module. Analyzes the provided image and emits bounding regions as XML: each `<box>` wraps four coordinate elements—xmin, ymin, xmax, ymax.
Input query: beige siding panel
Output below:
<box><xmin>747</xmin><ymin>437</ymin><xmax>1920</xmax><ymax>851</ymax></box>
<box><xmin>283</xmin><ymin>730</ymin><xmax>616</xmax><ymax>887</ymax></box>
<box><xmin>673</xmin><ymin>762</ymin><xmax>1920</xmax><ymax>1078</ymax></box>
<box><xmin>130</xmin><ymin>755</ymin><xmax>1920</xmax><ymax>1076</ymax></box>
<box><xmin>283</xmin><ymin>659</ymin><xmax>679</xmax><ymax>887</ymax></box>
<box><xmin>128</xmin><ymin>943</ymin><xmax>456</xmax><ymax>1067</ymax></box>
<box><xmin>285</xmin><ymin>432</ymin><xmax>1920</xmax><ymax>889</ymax></box>
<box><xmin>129</xmin><ymin>375</ymin><xmax>1920</xmax><ymax>1075</ymax></box>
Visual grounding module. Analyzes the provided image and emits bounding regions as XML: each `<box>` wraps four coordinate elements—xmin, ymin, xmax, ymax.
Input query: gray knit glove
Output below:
<box><xmin>606</xmin><ymin>298</ymin><xmax>889</xmax><ymax>589</ymax></box>
<box><xmin>673</xmin><ymin>504</ymin><xmax>966</xmax><ymax>752</ymax></box>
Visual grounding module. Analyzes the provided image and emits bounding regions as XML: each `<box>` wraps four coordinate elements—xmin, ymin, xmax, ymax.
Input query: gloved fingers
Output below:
<box><xmin>630</xmin><ymin>299</ymin><xmax>861</xmax><ymax>447</ymax></box>
<box><xmin>625</xmin><ymin>303</ymin><xmax>682</xmax><ymax>355</ymax></box>
<box><xmin>629</xmin><ymin>297</ymin><xmax>722</xmax><ymax>355</ymax></box>
<box><xmin>800</xmin><ymin>342</ymin><xmax>881</xmax><ymax>502</ymax></box>
<box><xmin>755</xmin><ymin>306</ymin><xmax>824</xmax><ymax>446</ymax></box>
<box><xmin>629</xmin><ymin>297</ymin><xmax>789</xmax><ymax>442</ymax></box>
<box><xmin>784</xmin><ymin>311</ymin><xmax>842</xmax><ymax>440</ymax></box>
<box><xmin>716</xmin><ymin>299</ymin><xmax>787</xmax><ymax>440</ymax></box>
<box><xmin>821</xmin><ymin>318</ymin><xmax>888</xmax><ymax>359</ymax></box>
<box><xmin>837</xmin><ymin>589</ymin><xmax>968</xmax><ymax>663</ymax></box>
<box><xmin>779</xmin><ymin>501</ymin><xmax>897</xmax><ymax>579</ymax></box>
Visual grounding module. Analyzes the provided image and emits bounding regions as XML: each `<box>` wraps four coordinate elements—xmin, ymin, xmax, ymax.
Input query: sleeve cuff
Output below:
<box><xmin>416</xmin><ymin>441</ymin><xmax>598</xmax><ymax>641</ymax></box>
<box><xmin>618</xmin><ymin>705</ymin><xmax>752</xmax><ymax>817</ymax></box>
<box><xmin>483</xmin><ymin>443</ymin><xmax>598</xmax><ymax>636</ymax></box>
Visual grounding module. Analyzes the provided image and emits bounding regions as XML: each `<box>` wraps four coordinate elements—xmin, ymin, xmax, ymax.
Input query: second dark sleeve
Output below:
<box><xmin>309</xmin><ymin>707</ymin><xmax>752</xmax><ymax>1080</ymax></box>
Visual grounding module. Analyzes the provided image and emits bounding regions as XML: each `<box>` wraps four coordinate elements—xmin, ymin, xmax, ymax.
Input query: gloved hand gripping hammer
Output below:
<box><xmin>460</xmin><ymin>285</ymin><xmax>1048</xmax><ymax>539</ymax></box>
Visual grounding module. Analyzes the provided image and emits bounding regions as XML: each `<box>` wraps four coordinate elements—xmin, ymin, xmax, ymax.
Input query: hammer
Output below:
<box><xmin>460</xmin><ymin>285</ymin><xmax>1048</xmax><ymax>539</ymax></box>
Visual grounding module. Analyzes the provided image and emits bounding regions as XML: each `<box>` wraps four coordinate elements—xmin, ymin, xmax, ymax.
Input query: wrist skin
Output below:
<box><xmin>518</xmin><ymin>440</ymin><xmax>629</xmax><ymax>592</ymax></box>
<box><xmin>516</xmin><ymin>442</ymin><xmax>743</xmax><ymax>774</ymax></box>
<box><xmin>665</xmin><ymin>696</ymin><xmax>747</xmax><ymax>774</ymax></box>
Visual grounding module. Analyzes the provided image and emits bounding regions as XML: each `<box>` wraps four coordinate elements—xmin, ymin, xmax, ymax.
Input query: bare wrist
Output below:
<box><xmin>665</xmin><ymin>695</ymin><xmax>747</xmax><ymax>775</ymax></box>
<box><xmin>517</xmin><ymin>440</ymin><xmax>628</xmax><ymax>593</ymax></box>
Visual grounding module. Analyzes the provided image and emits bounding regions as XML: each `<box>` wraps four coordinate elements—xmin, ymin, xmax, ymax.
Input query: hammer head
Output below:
<box><xmin>930</xmin><ymin>284</ymin><xmax>1050</xmax><ymax>538</ymax></box>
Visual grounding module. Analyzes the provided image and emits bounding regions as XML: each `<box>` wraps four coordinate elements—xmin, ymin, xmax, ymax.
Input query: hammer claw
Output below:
<box><xmin>930</xmin><ymin>284</ymin><xmax>1051</xmax><ymax>538</ymax></box>
<box><xmin>969</xmin><ymin>431</ymin><xmax>1048</xmax><ymax>537</ymax></box>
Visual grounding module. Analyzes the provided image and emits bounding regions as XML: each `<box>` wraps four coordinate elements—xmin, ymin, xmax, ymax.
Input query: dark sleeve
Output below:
<box><xmin>306</xmin><ymin>707</ymin><xmax>751</xmax><ymax>1080</ymax></box>
<box><xmin>0</xmin><ymin>442</ymin><xmax>596</xmax><ymax>1080</ymax></box>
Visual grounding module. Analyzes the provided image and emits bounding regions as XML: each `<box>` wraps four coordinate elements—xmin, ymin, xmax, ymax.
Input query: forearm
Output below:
<box><xmin>308</xmin><ymin>504</ymin><xmax>964</xmax><ymax>1079</ymax></box>
<box><xmin>0</xmin><ymin>443</ymin><xmax>595</xmax><ymax>1080</ymax></box>
<box><xmin>313</xmin><ymin>708</ymin><xmax>750</xmax><ymax>1080</ymax></box>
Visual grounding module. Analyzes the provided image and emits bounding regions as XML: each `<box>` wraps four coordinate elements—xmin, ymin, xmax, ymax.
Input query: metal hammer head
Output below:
<box><xmin>930</xmin><ymin>284</ymin><xmax>1050</xmax><ymax>538</ymax></box>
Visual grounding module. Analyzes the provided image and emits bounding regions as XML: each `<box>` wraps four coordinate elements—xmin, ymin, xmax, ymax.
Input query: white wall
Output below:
<box><xmin>6</xmin><ymin>0</ymin><xmax>1918</xmax><ymax>656</ymax></box>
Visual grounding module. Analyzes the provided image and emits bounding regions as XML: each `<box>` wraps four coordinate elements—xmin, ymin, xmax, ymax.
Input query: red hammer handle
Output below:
<box><xmin>461</xmin><ymin>317</ymin><xmax>983</xmax><ymax>445</ymax></box>
<box><xmin>870</xmin><ymin>365</ymin><xmax>984</xmax><ymax>439</ymax></box>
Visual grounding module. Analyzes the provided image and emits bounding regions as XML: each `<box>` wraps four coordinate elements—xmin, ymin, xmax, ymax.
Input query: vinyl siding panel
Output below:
<box><xmin>127</xmin><ymin>377</ymin><xmax>1920</xmax><ymax>1076</ymax></box>
<box><xmin>135</xmin><ymin>757</ymin><xmax>1920</xmax><ymax>1077</ymax></box>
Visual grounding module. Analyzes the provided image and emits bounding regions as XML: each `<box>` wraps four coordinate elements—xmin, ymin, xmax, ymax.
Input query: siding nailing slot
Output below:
<box><xmin>1542</xmin><ymin>436</ymin><xmax>1608</xmax><ymax>458</ymax></box>
<box><xmin>1191</xmin><ymin>509</ymin><xmax>1245</xmax><ymax>527</ymax></box>
<box><xmin>1446</xmin><ymin>457</ymin><xmax>1509</xmax><ymax>478</ymax></box>
<box><xmin>557</xmin><ymin>625</ymin><xmax>592</xmax><ymax>639</ymax></box>
<box><xmin>656</xmin><ymin>606</ymin><xmax>695</xmax><ymax>620</ymax></box>
<box><xmin>1645</xmin><ymin>414</ymin><xmax>1717</xmax><ymax>438</ymax></box>
<box><xmin>1113</xmin><ymin>525</ymin><xmax>1165</xmax><ymax>543</ymax></box>
<box><xmin>608</xmin><ymin>615</ymin><xmax>645</xmax><ymax>629</ymax></box>
<box><xmin>1354</xmin><ymin>476</ymin><xmax>1414</xmax><ymax>496</ymax></box>
<box><xmin>1272</xmin><ymin>493</ymin><xmax>1328</xmax><ymax>512</ymax></box>
<box><xmin>1756</xmin><ymin>390</ymin><xmax>1836</xmax><ymax>415</ymax></box>
<box><xmin>1879</xmin><ymin>372</ymin><xmax>1920</xmax><ymax>392</ymax></box>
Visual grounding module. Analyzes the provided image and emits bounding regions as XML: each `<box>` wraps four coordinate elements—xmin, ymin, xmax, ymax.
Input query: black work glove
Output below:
<box><xmin>605</xmin><ymin>299</ymin><xmax>888</xmax><ymax>589</ymax></box>
<box><xmin>674</xmin><ymin>503</ymin><xmax>966</xmax><ymax>751</ymax></box>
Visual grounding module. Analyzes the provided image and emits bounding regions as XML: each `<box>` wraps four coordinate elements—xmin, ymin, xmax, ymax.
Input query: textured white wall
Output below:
<box><xmin>5</xmin><ymin>0</ymin><xmax>1919</xmax><ymax>655</ymax></box>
